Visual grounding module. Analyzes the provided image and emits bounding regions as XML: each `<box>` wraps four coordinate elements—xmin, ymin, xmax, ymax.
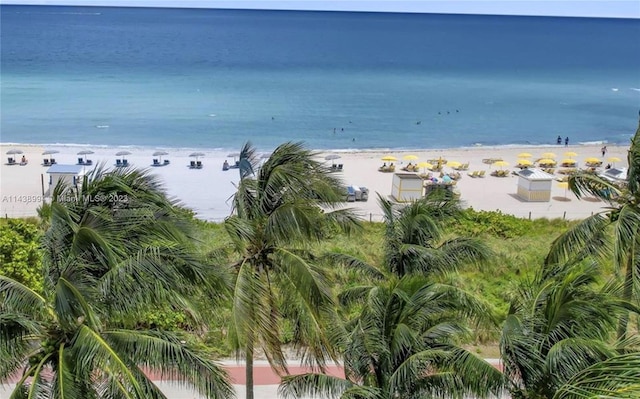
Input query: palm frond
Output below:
<box><xmin>279</xmin><ymin>373</ymin><xmax>356</xmax><ymax>399</ymax></box>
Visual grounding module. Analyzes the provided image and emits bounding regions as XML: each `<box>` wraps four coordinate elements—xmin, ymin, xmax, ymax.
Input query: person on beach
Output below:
<box><xmin>557</xmin><ymin>135</ymin><xmax>562</xmax><ymax>145</ymax></box>
<box><xmin>21</xmin><ymin>155</ymin><xmax>27</xmax><ymax>164</ymax></box>
<box><xmin>601</xmin><ymin>146</ymin><xmax>607</xmax><ymax>157</ymax></box>
<box><xmin>565</xmin><ymin>137</ymin><xmax>569</xmax><ymax>146</ymax></box>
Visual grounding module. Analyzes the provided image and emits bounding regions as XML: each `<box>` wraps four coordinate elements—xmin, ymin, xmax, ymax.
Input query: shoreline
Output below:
<box><xmin>1</xmin><ymin>142</ymin><xmax>629</xmax><ymax>222</ymax></box>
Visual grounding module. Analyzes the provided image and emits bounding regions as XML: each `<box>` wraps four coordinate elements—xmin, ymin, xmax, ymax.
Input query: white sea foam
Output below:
<box><xmin>631</xmin><ymin>88</ymin><xmax>640</xmax><ymax>92</ymax></box>
<box><xmin>611</xmin><ymin>88</ymin><xmax>619</xmax><ymax>92</ymax></box>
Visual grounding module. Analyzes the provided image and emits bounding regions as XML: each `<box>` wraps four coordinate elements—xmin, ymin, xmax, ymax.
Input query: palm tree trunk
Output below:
<box><xmin>617</xmin><ymin>251</ymin><xmax>634</xmax><ymax>339</ymax></box>
<box><xmin>246</xmin><ymin>331</ymin><xmax>254</xmax><ymax>399</ymax></box>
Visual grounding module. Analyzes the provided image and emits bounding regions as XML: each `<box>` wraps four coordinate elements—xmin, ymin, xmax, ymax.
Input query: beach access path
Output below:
<box><xmin>0</xmin><ymin>143</ymin><xmax>628</xmax><ymax>222</ymax></box>
<box><xmin>1</xmin><ymin>359</ymin><xmax>503</xmax><ymax>399</ymax></box>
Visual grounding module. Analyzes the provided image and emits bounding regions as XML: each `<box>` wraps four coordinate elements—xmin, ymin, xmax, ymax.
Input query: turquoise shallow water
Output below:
<box><xmin>1</xmin><ymin>5</ymin><xmax>639</xmax><ymax>151</ymax></box>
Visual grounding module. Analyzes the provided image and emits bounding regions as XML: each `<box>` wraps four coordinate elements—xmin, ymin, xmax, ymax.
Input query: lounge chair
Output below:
<box><xmin>78</xmin><ymin>158</ymin><xmax>85</xmax><ymax>165</ymax></box>
<box><xmin>478</xmin><ymin>170</ymin><xmax>486</xmax><ymax>178</ymax></box>
<box><xmin>116</xmin><ymin>159</ymin><xmax>122</xmax><ymax>167</ymax></box>
<box><xmin>123</xmin><ymin>159</ymin><xmax>129</xmax><ymax>167</ymax></box>
<box><xmin>7</xmin><ymin>157</ymin><xmax>15</xmax><ymax>165</ymax></box>
<box><xmin>43</xmin><ymin>159</ymin><xmax>51</xmax><ymax>166</ymax></box>
<box><xmin>196</xmin><ymin>161</ymin><xmax>203</xmax><ymax>169</ymax></box>
<box><xmin>50</xmin><ymin>158</ymin><xmax>56</xmax><ymax>165</ymax></box>
<box><xmin>189</xmin><ymin>160</ymin><xmax>196</xmax><ymax>169</ymax></box>
<box><xmin>85</xmin><ymin>159</ymin><xmax>92</xmax><ymax>165</ymax></box>
<box><xmin>153</xmin><ymin>159</ymin><xmax>160</xmax><ymax>166</ymax></box>
<box><xmin>337</xmin><ymin>164</ymin><xmax>343</xmax><ymax>171</ymax></box>
<box><xmin>467</xmin><ymin>171</ymin><xmax>478</xmax><ymax>178</ymax></box>
<box><xmin>164</xmin><ymin>159</ymin><xmax>170</xmax><ymax>165</ymax></box>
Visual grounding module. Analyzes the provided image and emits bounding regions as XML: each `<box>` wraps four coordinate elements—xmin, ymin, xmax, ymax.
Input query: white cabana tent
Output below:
<box><xmin>391</xmin><ymin>173</ymin><xmax>423</xmax><ymax>202</ymax></box>
<box><xmin>46</xmin><ymin>164</ymin><xmax>87</xmax><ymax>196</ymax></box>
<box><xmin>516</xmin><ymin>168</ymin><xmax>555</xmax><ymax>202</ymax></box>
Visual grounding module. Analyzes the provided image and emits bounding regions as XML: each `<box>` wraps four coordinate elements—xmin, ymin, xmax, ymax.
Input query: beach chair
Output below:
<box><xmin>7</xmin><ymin>157</ymin><xmax>15</xmax><ymax>165</ymax></box>
<box><xmin>44</xmin><ymin>159</ymin><xmax>51</xmax><ymax>166</ymax></box>
<box><xmin>164</xmin><ymin>159</ymin><xmax>170</xmax><ymax>165</ymax></box>
<box><xmin>50</xmin><ymin>158</ymin><xmax>56</xmax><ymax>164</ymax></box>
<box><xmin>467</xmin><ymin>171</ymin><xmax>478</xmax><ymax>178</ymax></box>
<box><xmin>78</xmin><ymin>157</ymin><xmax>85</xmax><ymax>165</ymax></box>
<box><xmin>196</xmin><ymin>161</ymin><xmax>203</xmax><ymax>169</ymax></box>
<box><xmin>337</xmin><ymin>164</ymin><xmax>343</xmax><ymax>171</ymax></box>
<box><xmin>116</xmin><ymin>159</ymin><xmax>122</xmax><ymax>167</ymax></box>
<box><xmin>122</xmin><ymin>159</ymin><xmax>129</xmax><ymax>167</ymax></box>
<box><xmin>85</xmin><ymin>159</ymin><xmax>92</xmax><ymax>165</ymax></box>
<box><xmin>153</xmin><ymin>159</ymin><xmax>160</xmax><ymax>166</ymax></box>
<box><xmin>478</xmin><ymin>170</ymin><xmax>486</xmax><ymax>178</ymax></box>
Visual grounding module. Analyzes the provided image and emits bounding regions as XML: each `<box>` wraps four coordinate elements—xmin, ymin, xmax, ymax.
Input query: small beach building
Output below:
<box><xmin>391</xmin><ymin>173</ymin><xmax>424</xmax><ymax>202</ymax></box>
<box><xmin>46</xmin><ymin>164</ymin><xmax>87</xmax><ymax>196</ymax></box>
<box><xmin>516</xmin><ymin>168</ymin><xmax>554</xmax><ymax>202</ymax></box>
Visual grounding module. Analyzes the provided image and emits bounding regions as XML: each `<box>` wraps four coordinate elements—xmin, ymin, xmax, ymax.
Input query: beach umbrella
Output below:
<box><xmin>562</xmin><ymin>158</ymin><xmax>577</xmax><ymax>164</ymax></box>
<box><xmin>189</xmin><ymin>152</ymin><xmax>205</xmax><ymax>160</ymax></box>
<box><xmin>42</xmin><ymin>150</ymin><xmax>59</xmax><ymax>155</ymax></box>
<box><xmin>324</xmin><ymin>154</ymin><xmax>341</xmax><ymax>161</ymax></box>
<box><xmin>607</xmin><ymin>156</ymin><xmax>622</xmax><ymax>166</ymax></box>
<box><xmin>381</xmin><ymin>156</ymin><xmax>397</xmax><ymax>162</ymax></box>
<box><xmin>402</xmin><ymin>154</ymin><xmax>419</xmax><ymax>161</ymax></box>
<box><xmin>584</xmin><ymin>157</ymin><xmax>601</xmax><ymax>164</ymax></box>
<box><xmin>517</xmin><ymin>152</ymin><xmax>533</xmax><ymax>158</ymax></box>
<box><xmin>494</xmin><ymin>161</ymin><xmax>509</xmax><ymax>169</ymax></box>
<box><xmin>227</xmin><ymin>152</ymin><xmax>241</xmax><ymax>158</ymax></box>
<box><xmin>517</xmin><ymin>159</ymin><xmax>533</xmax><ymax>167</ymax></box>
<box><xmin>564</xmin><ymin>151</ymin><xmax>578</xmax><ymax>157</ymax></box>
<box><xmin>153</xmin><ymin>151</ymin><xmax>168</xmax><ymax>162</ymax></box>
<box><xmin>116</xmin><ymin>150</ymin><xmax>131</xmax><ymax>157</ymax></box>
<box><xmin>6</xmin><ymin>149</ymin><xmax>23</xmax><ymax>155</ymax></box>
<box><xmin>417</xmin><ymin>162</ymin><xmax>433</xmax><ymax>173</ymax></box>
<box><xmin>77</xmin><ymin>150</ymin><xmax>94</xmax><ymax>162</ymax></box>
<box><xmin>447</xmin><ymin>161</ymin><xmax>462</xmax><ymax>169</ymax></box>
<box><xmin>538</xmin><ymin>158</ymin><xmax>556</xmax><ymax>165</ymax></box>
<box><xmin>541</xmin><ymin>152</ymin><xmax>557</xmax><ymax>159</ymax></box>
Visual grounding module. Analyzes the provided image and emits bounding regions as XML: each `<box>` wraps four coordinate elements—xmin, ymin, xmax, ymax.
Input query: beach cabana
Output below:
<box><xmin>391</xmin><ymin>173</ymin><xmax>424</xmax><ymax>202</ymax></box>
<box><xmin>46</xmin><ymin>164</ymin><xmax>87</xmax><ymax>196</ymax></box>
<box><xmin>516</xmin><ymin>168</ymin><xmax>555</xmax><ymax>202</ymax></box>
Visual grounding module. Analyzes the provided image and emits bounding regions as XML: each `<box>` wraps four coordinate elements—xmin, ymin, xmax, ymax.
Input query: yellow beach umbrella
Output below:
<box><xmin>417</xmin><ymin>162</ymin><xmax>433</xmax><ymax>172</ymax></box>
<box><xmin>447</xmin><ymin>161</ymin><xmax>462</xmax><ymax>168</ymax></box>
<box><xmin>607</xmin><ymin>157</ymin><xmax>622</xmax><ymax>166</ymax></box>
<box><xmin>402</xmin><ymin>154</ymin><xmax>419</xmax><ymax>161</ymax></box>
<box><xmin>564</xmin><ymin>151</ymin><xmax>578</xmax><ymax>157</ymax></box>
<box><xmin>517</xmin><ymin>159</ymin><xmax>533</xmax><ymax>166</ymax></box>
<box><xmin>562</xmin><ymin>158</ymin><xmax>577</xmax><ymax>164</ymax></box>
<box><xmin>584</xmin><ymin>157</ymin><xmax>601</xmax><ymax>163</ymax></box>
<box><xmin>538</xmin><ymin>158</ymin><xmax>556</xmax><ymax>165</ymax></box>
<box><xmin>541</xmin><ymin>152</ymin><xmax>557</xmax><ymax>159</ymax></box>
<box><xmin>494</xmin><ymin>160</ymin><xmax>509</xmax><ymax>168</ymax></box>
<box><xmin>381</xmin><ymin>156</ymin><xmax>397</xmax><ymax>162</ymax></box>
<box><xmin>517</xmin><ymin>152</ymin><xmax>533</xmax><ymax>158</ymax></box>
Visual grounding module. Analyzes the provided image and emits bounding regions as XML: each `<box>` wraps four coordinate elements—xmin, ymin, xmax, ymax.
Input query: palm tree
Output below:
<box><xmin>325</xmin><ymin>193</ymin><xmax>492</xmax><ymax>279</ymax></box>
<box><xmin>501</xmin><ymin>262</ymin><xmax>640</xmax><ymax>399</ymax></box>
<box><xmin>279</xmin><ymin>276</ymin><xmax>505</xmax><ymax>399</ymax></box>
<box><xmin>0</xmin><ymin>166</ymin><xmax>233</xmax><ymax>399</ymax></box>
<box><xmin>545</xmin><ymin>114</ymin><xmax>640</xmax><ymax>339</ymax></box>
<box><xmin>224</xmin><ymin>142</ymin><xmax>361</xmax><ymax>399</ymax></box>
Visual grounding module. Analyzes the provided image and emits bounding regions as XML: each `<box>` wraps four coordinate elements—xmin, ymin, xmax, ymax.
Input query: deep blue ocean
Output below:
<box><xmin>1</xmin><ymin>5</ymin><xmax>639</xmax><ymax>151</ymax></box>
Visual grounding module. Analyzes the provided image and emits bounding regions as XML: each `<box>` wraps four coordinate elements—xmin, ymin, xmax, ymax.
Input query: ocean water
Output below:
<box><xmin>1</xmin><ymin>5</ymin><xmax>639</xmax><ymax>152</ymax></box>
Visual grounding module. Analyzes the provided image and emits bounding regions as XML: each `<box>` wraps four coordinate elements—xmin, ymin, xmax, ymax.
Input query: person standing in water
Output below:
<box><xmin>565</xmin><ymin>137</ymin><xmax>569</xmax><ymax>147</ymax></box>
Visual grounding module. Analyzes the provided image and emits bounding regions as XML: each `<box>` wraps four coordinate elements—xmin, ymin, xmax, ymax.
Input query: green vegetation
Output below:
<box><xmin>0</xmin><ymin>167</ymin><xmax>233</xmax><ymax>399</ymax></box>
<box><xmin>224</xmin><ymin>142</ymin><xmax>360</xmax><ymax>399</ymax></box>
<box><xmin>0</xmin><ymin>219</ymin><xmax>43</xmax><ymax>292</ymax></box>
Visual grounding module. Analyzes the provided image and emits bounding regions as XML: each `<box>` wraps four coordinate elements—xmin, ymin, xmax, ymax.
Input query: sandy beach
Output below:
<box><xmin>0</xmin><ymin>143</ymin><xmax>628</xmax><ymax>221</ymax></box>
